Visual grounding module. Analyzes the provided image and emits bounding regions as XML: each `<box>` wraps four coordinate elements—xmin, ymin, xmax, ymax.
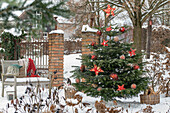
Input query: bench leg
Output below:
<box><xmin>49</xmin><ymin>75</ymin><xmax>52</xmax><ymax>97</ymax></box>
<box><xmin>2</xmin><ymin>75</ymin><xmax>4</xmax><ymax>97</ymax></box>
<box><xmin>14</xmin><ymin>76</ymin><xmax>17</xmax><ymax>99</ymax></box>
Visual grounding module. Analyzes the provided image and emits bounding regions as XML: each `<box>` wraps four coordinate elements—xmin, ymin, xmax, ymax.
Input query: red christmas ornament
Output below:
<box><xmin>103</xmin><ymin>4</ymin><xmax>116</xmax><ymax>18</ymax></box>
<box><xmin>106</xmin><ymin>26</ymin><xmax>112</xmax><ymax>31</ymax></box>
<box><xmin>114</xmin><ymin>36</ymin><xmax>119</xmax><ymax>42</ymax></box>
<box><xmin>91</xmin><ymin>41</ymin><xmax>96</xmax><ymax>46</ymax></box>
<box><xmin>120</xmin><ymin>55</ymin><xmax>125</xmax><ymax>59</ymax></box>
<box><xmin>101</xmin><ymin>40</ymin><xmax>108</xmax><ymax>46</ymax></box>
<box><xmin>119</xmin><ymin>27</ymin><xmax>125</xmax><ymax>32</ymax></box>
<box><xmin>90</xmin><ymin>65</ymin><xmax>104</xmax><ymax>76</ymax></box>
<box><xmin>110</xmin><ymin>73</ymin><xmax>118</xmax><ymax>80</ymax></box>
<box><xmin>91</xmin><ymin>55</ymin><xmax>97</xmax><ymax>60</ymax></box>
<box><xmin>97</xmin><ymin>30</ymin><xmax>102</xmax><ymax>36</ymax></box>
<box><xmin>131</xmin><ymin>84</ymin><xmax>136</xmax><ymax>89</ymax></box>
<box><xmin>117</xmin><ymin>84</ymin><xmax>125</xmax><ymax>91</ymax></box>
<box><xmin>97</xmin><ymin>87</ymin><xmax>102</xmax><ymax>91</ymax></box>
<box><xmin>80</xmin><ymin>65</ymin><xmax>85</xmax><ymax>72</ymax></box>
<box><xmin>75</xmin><ymin>78</ymin><xmax>80</xmax><ymax>83</ymax></box>
<box><xmin>133</xmin><ymin>65</ymin><xmax>140</xmax><ymax>70</ymax></box>
<box><xmin>129</xmin><ymin>48</ymin><xmax>136</xmax><ymax>56</ymax></box>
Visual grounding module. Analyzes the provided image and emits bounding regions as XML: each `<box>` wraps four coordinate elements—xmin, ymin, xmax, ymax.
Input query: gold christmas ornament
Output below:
<box><xmin>114</xmin><ymin>36</ymin><xmax>119</xmax><ymax>42</ymax></box>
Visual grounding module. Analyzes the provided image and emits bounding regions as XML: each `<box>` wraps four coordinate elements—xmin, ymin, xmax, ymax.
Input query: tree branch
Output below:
<box><xmin>142</xmin><ymin>0</ymin><xmax>169</xmax><ymax>24</ymax></box>
<box><xmin>106</xmin><ymin>1</ymin><xmax>124</xmax><ymax>8</ymax></box>
<box><xmin>121</xmin><ymin>0</ymin><xmax>135</xmax><ymax>25</ymax></box>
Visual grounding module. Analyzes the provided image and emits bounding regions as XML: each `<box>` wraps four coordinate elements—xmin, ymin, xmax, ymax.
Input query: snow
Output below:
<box><xmin>12</xmin><ymin>11</ymin><xmax>23</xmax><ymax>17</ymax></box>
<box><xmin>166</xmin><ymin>47</ymin><xmax>170</xmax><ymax>52</ymax></box>
<box><xmin>75</xmin><ymin>91</ymin><xmax>86</xmax><ymax>97</ymax></box>
<box><xmin>82</xmin><ymin>96</ymin><xmax>101</xmax><ymax>104</ymax></box>
<box><xmin>142</xmin><ymin>25</ymin><xmax>170</xmax><ymax>30</ymax></box>
<box><xmin>64</xmin><ymin>53</ymin><xmax>81</xmax><ymax>83</ymax></box>
<box><xmin>81</xmin><ymin>25</ymin><xmax>98</xmax><ymax>33</ymax></box>
<box><xmin>2</xmin><ymin>28</ymin><xmax>22</xmax><ymax>36</ymax></box>
<box><xmin>49</xmin><ymin>30</ymin><xmax>64</xmax><ymax>34</ymax></box>
<box><xmin>5</xmin><ymin>77</ymin><xmax>49</xmax><ymax>83</ymax></box>
<box><xmin>0</xmin><ymin>53</ymin><xmax>170</xmax><ymax>113</ymax></box>
<box><xmin>65</xmin><ymin>38</ymin><xmax>82</xmax><ymax>42</ymax></box>
<box><xmin>0</xmin><ymin>47</ymin><xmax>5</xmax><ymax>51</ymax></box>
<box><xmin>54</xmin><ymin>15</ymin><xmax>73</xmax><ymax>24</ymax></box>
<box><xmin>0</xmin><ymin>2</ymin><xmax>9</xmax><ymax>9</ymax></box>
<box><xmin>66</xmin><ymin>98</ymin><xmax>78</xmax><ymax>104</ymax></box>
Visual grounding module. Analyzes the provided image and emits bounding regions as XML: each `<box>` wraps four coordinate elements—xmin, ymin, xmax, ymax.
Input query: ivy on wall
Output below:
<box><xmin>0</xmin><ymin>32</ymin><xmax>26</xmax><ymax>60</ymax></box>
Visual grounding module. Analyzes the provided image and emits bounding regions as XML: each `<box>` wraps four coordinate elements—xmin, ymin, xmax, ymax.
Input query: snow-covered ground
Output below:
<box><xmin>0</xmin><ymin>53</ymin><xmax>169</xmax><ymax>113</ymax></box>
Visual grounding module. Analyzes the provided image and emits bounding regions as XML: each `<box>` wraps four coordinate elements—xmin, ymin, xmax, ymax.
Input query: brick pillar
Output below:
<box><xmin>48</xmin><ymin>30</ymin><xmax>64</xmax><ymax>87</ymax></box>
<box><xmin>81</xmin><ymin>25</ymin><xmax>99</xmax><ymax>55</ymax></box>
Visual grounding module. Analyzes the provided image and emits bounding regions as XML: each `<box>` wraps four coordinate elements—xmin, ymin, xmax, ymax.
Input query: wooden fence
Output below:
<box><xmin>64</xmin><ymin>39</ymin><xmax>82</xmax><ymax>55</ymax></box>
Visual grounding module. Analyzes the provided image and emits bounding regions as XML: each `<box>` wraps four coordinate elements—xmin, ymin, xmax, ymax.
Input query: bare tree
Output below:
<box><xmin>91</xmin><ymin>0</ymin><xmax>170</xmax><ymax>53</ymax></box>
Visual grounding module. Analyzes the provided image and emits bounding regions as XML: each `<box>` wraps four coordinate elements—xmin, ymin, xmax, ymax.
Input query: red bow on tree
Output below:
<box><xmin>101</xmin><ymin>40</ymin><xmax>108</xmax><ymax>46</ymax></box>
<box><xmin>90</xmin><ymin>65</ymin><xmax>104</xmax><ymax>76</ymax></box>
<box><xmin>103</xmin><ymin>4</ymin><xmax>116</xmax><ymax>18</ymax></box>
<box><xmin>129</xmin><ymin>48</ymin><xmax>136</xmax><ymax>56</ymax></box>
<box><xmin>117</xmin><ymin>84</ymin><xmax>125</xmax><ymax>91</ymax></box>
<box><xmin>106</xmin><ymin>26</ymin><xmax>112</xmax><ymax>31</ymax></box>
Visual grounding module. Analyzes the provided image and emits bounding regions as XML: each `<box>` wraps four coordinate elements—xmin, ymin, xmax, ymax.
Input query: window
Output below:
<box><xmin>43</xmin><ymin>32</ymin><xmax>48</xmax><ymax>39</ymax></box>
<box><xmin>32</xmin><ymin>11</ymin><xmax>41</xmax><ymax>28</ymax></box>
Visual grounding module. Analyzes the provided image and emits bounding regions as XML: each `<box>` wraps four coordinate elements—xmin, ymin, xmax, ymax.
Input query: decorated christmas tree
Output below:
<box><xmin>72</xmin><ymin>5</ymin><xmax>149</xmax><ymax>101</ymax></box>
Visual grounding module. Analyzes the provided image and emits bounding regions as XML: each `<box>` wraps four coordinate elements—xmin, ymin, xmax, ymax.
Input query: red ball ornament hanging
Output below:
<box><xmin>110</xmin><ymin>73</ymin><xmax>118</xmax><ymax>80</ymax></box>
<box><xmin>120</xmin><ymin>55</ymin><xmax>125</xmax><ymax>59</ymax></box>
<box><xmin>80</xmin><ymin>65</ymin><xmax>85</xmax><ymax>72</ymax></box>
<box><xmin>119</xmin><ymin>27</ymin><xmax>125</xmax><ymax>33</ymax></box>
<box><xmin>131</xmin><ymin>84</ymin><xmax>136</xmax><ymax>89</ymax></box>
<box><xmin>91</xmin><ymin>41</ymin><xmax>96</xmax><ymax>46</ymax></box>
<box><xmin>133</xmin><ymin>65</ymin><xmax>140</xmax><ymax>70</ymax></box>
<box><xmin>97</xmin><ymin>30</ymin><xmax>102</xmax><ymax>36</ymax></box>
<box><xmin>75</xmin><ymin>78</ymin><xmax>80</xmax><ymax>83</ymax></box>
<box><xmin>97</xmin><ymin>87</ymin><xmax>102</xmax><ymax>91</ymax></box>
<box><xmin>91</xmin><ymin>55</ymin><xmax>97</xmax><ymax>60</ymax></box>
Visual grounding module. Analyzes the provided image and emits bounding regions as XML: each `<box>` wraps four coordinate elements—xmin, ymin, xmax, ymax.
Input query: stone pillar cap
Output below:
<box><xmin>81</xmin><ymin>25</ymin><xmax>98</xmax><ymax>33</ymax></box>
<box><xmin>49</xmin><ymin>30</ymin><xmax>64</xmax><ymax>34</ymax></box>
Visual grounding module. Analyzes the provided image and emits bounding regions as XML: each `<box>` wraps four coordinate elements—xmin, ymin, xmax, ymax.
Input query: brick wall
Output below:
<box><xmin>48</xmin><ymin>30</ymin><xmax>64</xmax><ymax>87</ymax></box>
<box><xmin>81</xmin><ymin>32</ymin><xmax>99</xmax><ymax>55</ymax></box>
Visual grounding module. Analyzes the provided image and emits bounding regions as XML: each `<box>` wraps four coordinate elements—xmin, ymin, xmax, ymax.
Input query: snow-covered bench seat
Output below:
<box><xmin>4</xmin><ymin>77</ymin><xmax>50</xmax><ymax>85</ymax></box>
<box><xmin>1</xmin><ymin>59</ymin><xmax>51</xmax><ymax>99</ymax></box>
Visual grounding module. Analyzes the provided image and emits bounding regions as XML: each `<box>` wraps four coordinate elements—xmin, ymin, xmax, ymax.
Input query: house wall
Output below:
<box><xmin>57</xmin><ymin>23</ymin><xmax>76</xmax><ymax>39</ymax></box>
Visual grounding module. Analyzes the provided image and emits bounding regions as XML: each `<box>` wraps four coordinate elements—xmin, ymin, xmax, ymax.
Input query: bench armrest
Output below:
<box><xmin>1</xmin><ymin>73</ymin><xmax>18</xmax><ymax>77</ymax></box>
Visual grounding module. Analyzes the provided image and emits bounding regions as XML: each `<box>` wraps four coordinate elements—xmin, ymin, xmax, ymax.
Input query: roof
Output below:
<box><xmin>81</xmin><ymin>25</ymin><xmax>98</xmax><ymax>33</ymax></box>
<box><xmin>2</xmin><ymin>28</ymin><xmax>23</xmax><ymax>36</ymax></box>
<box><xmin>54</xmin><ymin>15</ymin><xmax>73</xmax><ymax>24</ymax></box>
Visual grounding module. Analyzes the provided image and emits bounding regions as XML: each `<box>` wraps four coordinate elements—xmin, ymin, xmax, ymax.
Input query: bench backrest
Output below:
<box><xmin>1</xmin><ymin>59</ymin><xmax>27</xmax><ymax>77</ymax></box>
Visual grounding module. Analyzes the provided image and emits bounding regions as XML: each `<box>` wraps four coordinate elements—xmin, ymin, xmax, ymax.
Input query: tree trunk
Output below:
<box><xmin>133</xmin><ymin>24</ymin><xmax>142</xmax><ymax>54</ymax></box>
<box><xmin>146</xmin><ymin>17</ymin><xmax>152</xmax><ymax>59</ymax></box>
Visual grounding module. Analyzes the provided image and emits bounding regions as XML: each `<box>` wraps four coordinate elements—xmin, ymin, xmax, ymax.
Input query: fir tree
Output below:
<box><xmin>72</xmin><ymin>5</ymin><xmax>149</xmax><ymax>100</ymax></box>
<box><xmin>72</xmin><ymin>34</ymin><xmax>149</xmax><ymax>101</ymax></box>
<box><xmin>0</xmin><ymin>0</ymin><xmax>71</xmax><ymax>31</ymax></box>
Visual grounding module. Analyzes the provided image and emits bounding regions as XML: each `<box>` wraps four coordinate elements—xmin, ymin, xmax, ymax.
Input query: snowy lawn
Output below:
<box><xmin>0</xmin><ymin>53</ymin><xmax>169</xmax><ymax>113</ymax></box>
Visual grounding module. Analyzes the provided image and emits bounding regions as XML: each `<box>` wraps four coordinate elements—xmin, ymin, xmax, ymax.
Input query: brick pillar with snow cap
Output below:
<box><xmin>48</xmin><ymin>30</ymin><xmax>64</xmax><ymax>87</ymax></box>
<box><xmin>81</xmin><ymin>25</ymin><xmax>99</xmax><ymax>55</ymax></box>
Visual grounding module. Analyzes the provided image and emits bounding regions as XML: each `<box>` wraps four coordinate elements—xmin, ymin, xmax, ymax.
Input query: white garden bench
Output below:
<box><xmin>1</xmin><ymin>59</ymin><xmax>52</xmax><ymax>99</ymax></box>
